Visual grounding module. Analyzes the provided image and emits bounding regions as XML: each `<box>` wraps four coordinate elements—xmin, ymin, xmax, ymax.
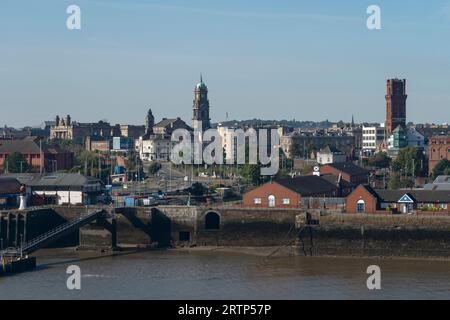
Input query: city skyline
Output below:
<box><xmin>1</xmin><ymin>0</ymin><xmax>450</xmax><ymax>127</ymax></box>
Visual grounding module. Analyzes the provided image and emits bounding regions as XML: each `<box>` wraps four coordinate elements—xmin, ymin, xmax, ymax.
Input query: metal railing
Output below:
<box><xmin>0</xmin><ymin>210</ymin><xmax>106</xmax><ymax>257</ymax></box>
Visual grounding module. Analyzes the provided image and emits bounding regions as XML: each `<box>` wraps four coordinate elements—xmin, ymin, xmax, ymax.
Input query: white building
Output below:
<box><xmin>135</xmin><ymin>133</ymin><xmax>178</xmax><ymax>162</ymax></box>
<box><xmin>362</xmin><ymin>124</ymin><xmax>385</xmax><ymax>156</ymax></box>
<box><xmin>316</xmin><ymin>145</ymin><xmax>347</xmax><ymax>165</ymax></box>
<box><xmin>3</xmin><ymin>173</ymin><xmax>104</xmax><ymax>205</ymax></box>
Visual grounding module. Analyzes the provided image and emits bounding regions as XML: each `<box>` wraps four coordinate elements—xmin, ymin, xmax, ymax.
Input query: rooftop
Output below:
<box><xmin>374</xmin><ymin>189</ymin><xmax>450</xmax><ymax>203</ymax></box>
<box><xmin>0</xmin><ymin>177</ymin><xmax>21</xmax><ymax>195</ymax></box>
<box><xmin>275</xmin><ymin>175</ymin><xmax>338</xmax><ymax>196</ymax></box>
<box><xmin>2</xmin><ymin>173</ymin><xmax>102</xmax><ymax>188</ymax></box>
<box><xmin>324</xmin><ymin>163</ymin><xmax>370</xmax><ymax>176</ymax></box>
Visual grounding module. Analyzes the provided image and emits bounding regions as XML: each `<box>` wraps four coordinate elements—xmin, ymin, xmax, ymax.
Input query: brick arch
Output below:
<box><xmin>203</xmin><ymin>210</ymin><xmax>221</xmax><ymax>230</ymax></box>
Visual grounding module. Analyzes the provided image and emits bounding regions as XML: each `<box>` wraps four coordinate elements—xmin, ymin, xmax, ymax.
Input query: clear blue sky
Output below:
<box><xmin>1</xmin><ymin>0</ymin><xmax>450</xmax><ymax>128</ymax></box>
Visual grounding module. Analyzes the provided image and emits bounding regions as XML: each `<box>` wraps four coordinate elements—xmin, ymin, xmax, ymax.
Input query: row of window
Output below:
<box><xmin>430</xmin><ymin>140</ymin><xmax>450</xmax><ymax>145</ymax></box>
<box><xmin>430</xmin><ymin>148</ymin><xmax>450</xmax><ymax>153</ymax></box>
<box><xmin>254</xmin><ymin>196</ymin><xmax>291</xmax><ymax>206</ymax></box>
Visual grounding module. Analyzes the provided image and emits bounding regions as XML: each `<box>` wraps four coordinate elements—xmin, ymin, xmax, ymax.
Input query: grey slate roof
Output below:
<box><xmin>0</xmin><ymin>138</ymin><xmax>41</xmax><ymax>154</ymax></box>
<box><xmin>319</xmin><ymin>145</ymin><xmax>344</xmax><ymax>154</ymax></box>
<box><xmin>321</xmin><ymin>174</ymin><xmax>355</xmax><ymax>188</ymax></box>
<box><xmin>275</xmin><ymin>175</ymin><xmax>338</xmax><ymax>196</ymax></box>
<box><xmin>0</xmin><ymin>177</ymin><xmax>21</xmax><ymax>195</ymax></box>
<box><xmin>374</xmin><ymin>189</ymin><xmax>450</xmax><ymax>203</ymax></box>
<box><xmin>325</xmin><ymin>163</ymin><xmax>370</xmax><ymax>176</ymax></box>
<box><xmin>1</xmin><ymin>173</ymin><xmax>101</xmax><ymax>188</ymax></box>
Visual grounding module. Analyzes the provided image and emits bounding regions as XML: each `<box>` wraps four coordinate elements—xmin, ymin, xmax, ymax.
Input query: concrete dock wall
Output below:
<box><xmin>296</xmin><ymin>213</ymin><xmax>450</xmax><ymax>258</ymax></box>
<box><xmin>2</xmin><ymin>206</ymin><xmax>450</xmax><ymax>258</ymax></box>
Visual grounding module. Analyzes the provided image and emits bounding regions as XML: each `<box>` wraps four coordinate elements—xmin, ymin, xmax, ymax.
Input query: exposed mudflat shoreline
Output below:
<box><xmin>170</xmin><ymin>245</ymin><xmax>450</xmax><ymax>262</ymax></box>
<box><xmin>32</xmin><ymin>245</ymin><xmax>450</xmax><ymax>263</ymax></box>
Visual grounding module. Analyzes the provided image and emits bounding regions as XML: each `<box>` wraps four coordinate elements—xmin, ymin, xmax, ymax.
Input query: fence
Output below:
<box><xmin>301</xmin><ymin>197</ymin><xmax>346</xmax><ymax>210</ymax></box>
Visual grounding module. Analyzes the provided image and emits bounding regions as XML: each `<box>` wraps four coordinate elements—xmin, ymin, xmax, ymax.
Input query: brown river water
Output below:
<box><xmin>1</xmin><ymin>249</ymin><xmax>450</xmax><ymax>299</ymax></box>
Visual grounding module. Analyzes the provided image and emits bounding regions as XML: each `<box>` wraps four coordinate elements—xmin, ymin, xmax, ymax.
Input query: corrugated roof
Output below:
<box><xmin>433</xmin><ymin>176</ymin><xmax>450</xmax><ymax>184</ymax></box>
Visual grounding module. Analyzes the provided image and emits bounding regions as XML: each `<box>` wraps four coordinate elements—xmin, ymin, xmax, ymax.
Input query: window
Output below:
<box><xmin>268</xmin><ymin>195</ymin><xmax>276</xmax><ymax>207</ymax></box>
<box><xmin>282</xmin><ymin>198</ymin><xmax>290</xmax><ymax>205</ymax></box>
<box><xmin>357</xmin><ymin>199</ymin><xmax>366</xmax><ymax>213</ymax></box>
<box><xmin>254</xmin><ymin>198</ymin><xmax>262</xmax><ymax>205</ymax></box>
<box><xmin>179</xmin><ymin>231</ymin><xmax>190</xmax><ymax>242</ymax></box>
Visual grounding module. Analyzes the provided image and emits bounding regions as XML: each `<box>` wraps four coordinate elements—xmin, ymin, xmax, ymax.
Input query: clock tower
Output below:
<box><xmin>192</xmin><ymin>75</ymin><xmax>211</xmax><ymax>131</ymax></box>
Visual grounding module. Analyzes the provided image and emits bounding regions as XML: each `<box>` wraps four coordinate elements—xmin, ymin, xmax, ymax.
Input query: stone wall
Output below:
<box><xmin>149</xmin><ymin>206</ymin><xmax>300</xmax><ymax>247</ymax></box>
<box><xmin>296</xmin><ymin>213</ymin><xmax>450</xmax><ymax>258</ymax></box>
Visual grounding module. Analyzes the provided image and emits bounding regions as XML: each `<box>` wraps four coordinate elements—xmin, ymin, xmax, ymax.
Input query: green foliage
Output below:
<box><xmin>47</xmin><ymin>139</ymin><xmax>83</xmax><ymax>155</ymax></box>
<box><xmin>124</xmin><ymin>152</ymin><xmax>139</xmax><ymax>171</ymax></box>
<box><xmin>388</xmin><ymin>172</ymin><xmax>414</xmax><ymax>190</ymax></box>
<box><xmin>299</xmin><ymin>164</ymin><xmax>315</xmax><ymax>175</ymax></box>
<box><xmin>4</xmin><ymin>152</ymin><xmax>30</xmax><ymax>173</ymax></box>
<box><xmin>368</xmin><ymin>152</ymin><xmax>391</xmax><ymax>169</ymax></box>
<box><xmin>432</xmin><ymin>159</ymin><xmax>450</xmax><ymax>179</ymax></box>
<box><xmin>241</xmin><ymin>164</ymin><xmax>263</xmax><ymax>185</ymax></box>
<box><xmin>392</xmin><ymin>147</ymin><xmax>425</xmax><ymax>176</ymax></box>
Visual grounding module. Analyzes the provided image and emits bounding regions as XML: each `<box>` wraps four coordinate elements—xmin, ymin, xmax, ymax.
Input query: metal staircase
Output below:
<box><xmin>0</xmin><ymin>210</ymin><xmax>107</xmax><ymax>258</ymax></box>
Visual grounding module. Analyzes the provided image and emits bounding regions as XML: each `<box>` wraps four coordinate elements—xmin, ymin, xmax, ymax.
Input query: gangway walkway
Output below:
<box><xmin>0</xmin><ymin>210</ymin><xmax>107</xmax><ymax>258</ymax></box>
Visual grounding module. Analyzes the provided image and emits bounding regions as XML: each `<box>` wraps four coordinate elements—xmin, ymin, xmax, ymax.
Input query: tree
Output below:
<box><xmin>76</xmin><ymin>151</ymin><xmax>100</xmax><ymax>176</ymax></box>
<box><xmin>148</xmin><ymin>162</ymin><xmax>161</xmax><ymax>175</ymax></box>
<box><xmin>388</xmin><ymin>172</ymin><xmax>414</xmax><ymax>190</ymax></box>
<box><xmin>189</xmin><ymin>182</ymin><xmax>208</xmax><ymax>196</ymax></box>
<box><xmin>432</xmin><ymin>159</ymin><xmax>450</xmax><ymax>179</ymax></box>
<box><xmin>4</xmin><ymin>152</ymin><xmax>30</xmax><ymax>173</ymax></box>
<box><xmin>124</xmin><ymin>151</ymin><xmax>141</xmax><ymax>171</ymax></box>
<box><xmin>241</xmin><ymin>164</ymin><xmax>263</xmax><ymax>185</ymax></box>
<box><xmin>392</xmin><ymin>147</ymin><xmax>426</xmax><ymax>176</ymax></box>
<box><xmin>368</xmin><ymin>152</ymin><xmax>391</xmax><ymax>169</ymax></box>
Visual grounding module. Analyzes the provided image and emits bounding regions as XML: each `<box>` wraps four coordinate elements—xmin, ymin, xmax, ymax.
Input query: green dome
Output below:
<box><xmin>196</xmin><ymin>81</ymin><xmax>207</xmax><ymax>90</ymax></box>
<box><xmin>196</xmin><ymin>75</ymin><xmax>207</xmax><ymax>90</ymax></box>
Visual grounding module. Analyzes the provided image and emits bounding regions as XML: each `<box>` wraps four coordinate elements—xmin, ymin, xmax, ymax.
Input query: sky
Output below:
<box><xmin>1</xmin><ymin>0</ymin><xmax>450</xmax><ymax>128</ymax></box>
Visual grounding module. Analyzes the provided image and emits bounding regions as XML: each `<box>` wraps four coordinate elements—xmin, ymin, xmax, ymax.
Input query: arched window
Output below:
<box><xmin>357</xmin><ymin>199</ymin><xmax>366</xmax><ymax>213</ymax></box>
<box><xmin>268</xmin><ymin>195</ymin><xmax>276</xmax><ymax>208</ymax></box>
<box><xmin>205</xmin><ymin>211</ymin><xmax>220</xmax><ymax>230</ymax></box>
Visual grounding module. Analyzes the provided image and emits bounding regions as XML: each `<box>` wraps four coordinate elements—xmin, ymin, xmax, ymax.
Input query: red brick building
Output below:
<box><xmin>320</xmin><ymin>163</ymin><xmax>370</xmax><ymax>185</ymax></box>
<box><xmin>346</xmin><ymin>185</ymin><xmax>450</xmax><ymax>214</ymax></box>
<box><xmin>345</xmin><ymin>185</ymin><xmax>380</xmax><ymax>214</ymax></box>
<box><xmin>385</xmin><ymin>78</ymin><xmax>407</xmax><ymax>136</ymax></box>
<box><xmin>428</xmin><ymin>135</ymin><xmax>450</xmax><ymax>175</ymax></box>
<box><xmin>0</xmin><ymin>137</ymin><xmax>74</xmax><ymax>172</ymax></box>
<box><xmin>243</xmin><ymin>176</ymin><xmax>339</xmax><ymax>209</ymax></box>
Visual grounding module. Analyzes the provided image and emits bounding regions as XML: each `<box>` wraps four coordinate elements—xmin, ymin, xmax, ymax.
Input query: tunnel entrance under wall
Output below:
<box><xmin>150</xmin><ymin>209</ymin><xmax>172</xmax><ymax>247</ymax></box>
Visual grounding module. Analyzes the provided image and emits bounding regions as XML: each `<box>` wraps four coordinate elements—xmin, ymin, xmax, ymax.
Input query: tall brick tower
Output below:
<box><xmin>385</xmin><ymin>78</ymin><xmax>407</xmax><ymax>136</ymax></box>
